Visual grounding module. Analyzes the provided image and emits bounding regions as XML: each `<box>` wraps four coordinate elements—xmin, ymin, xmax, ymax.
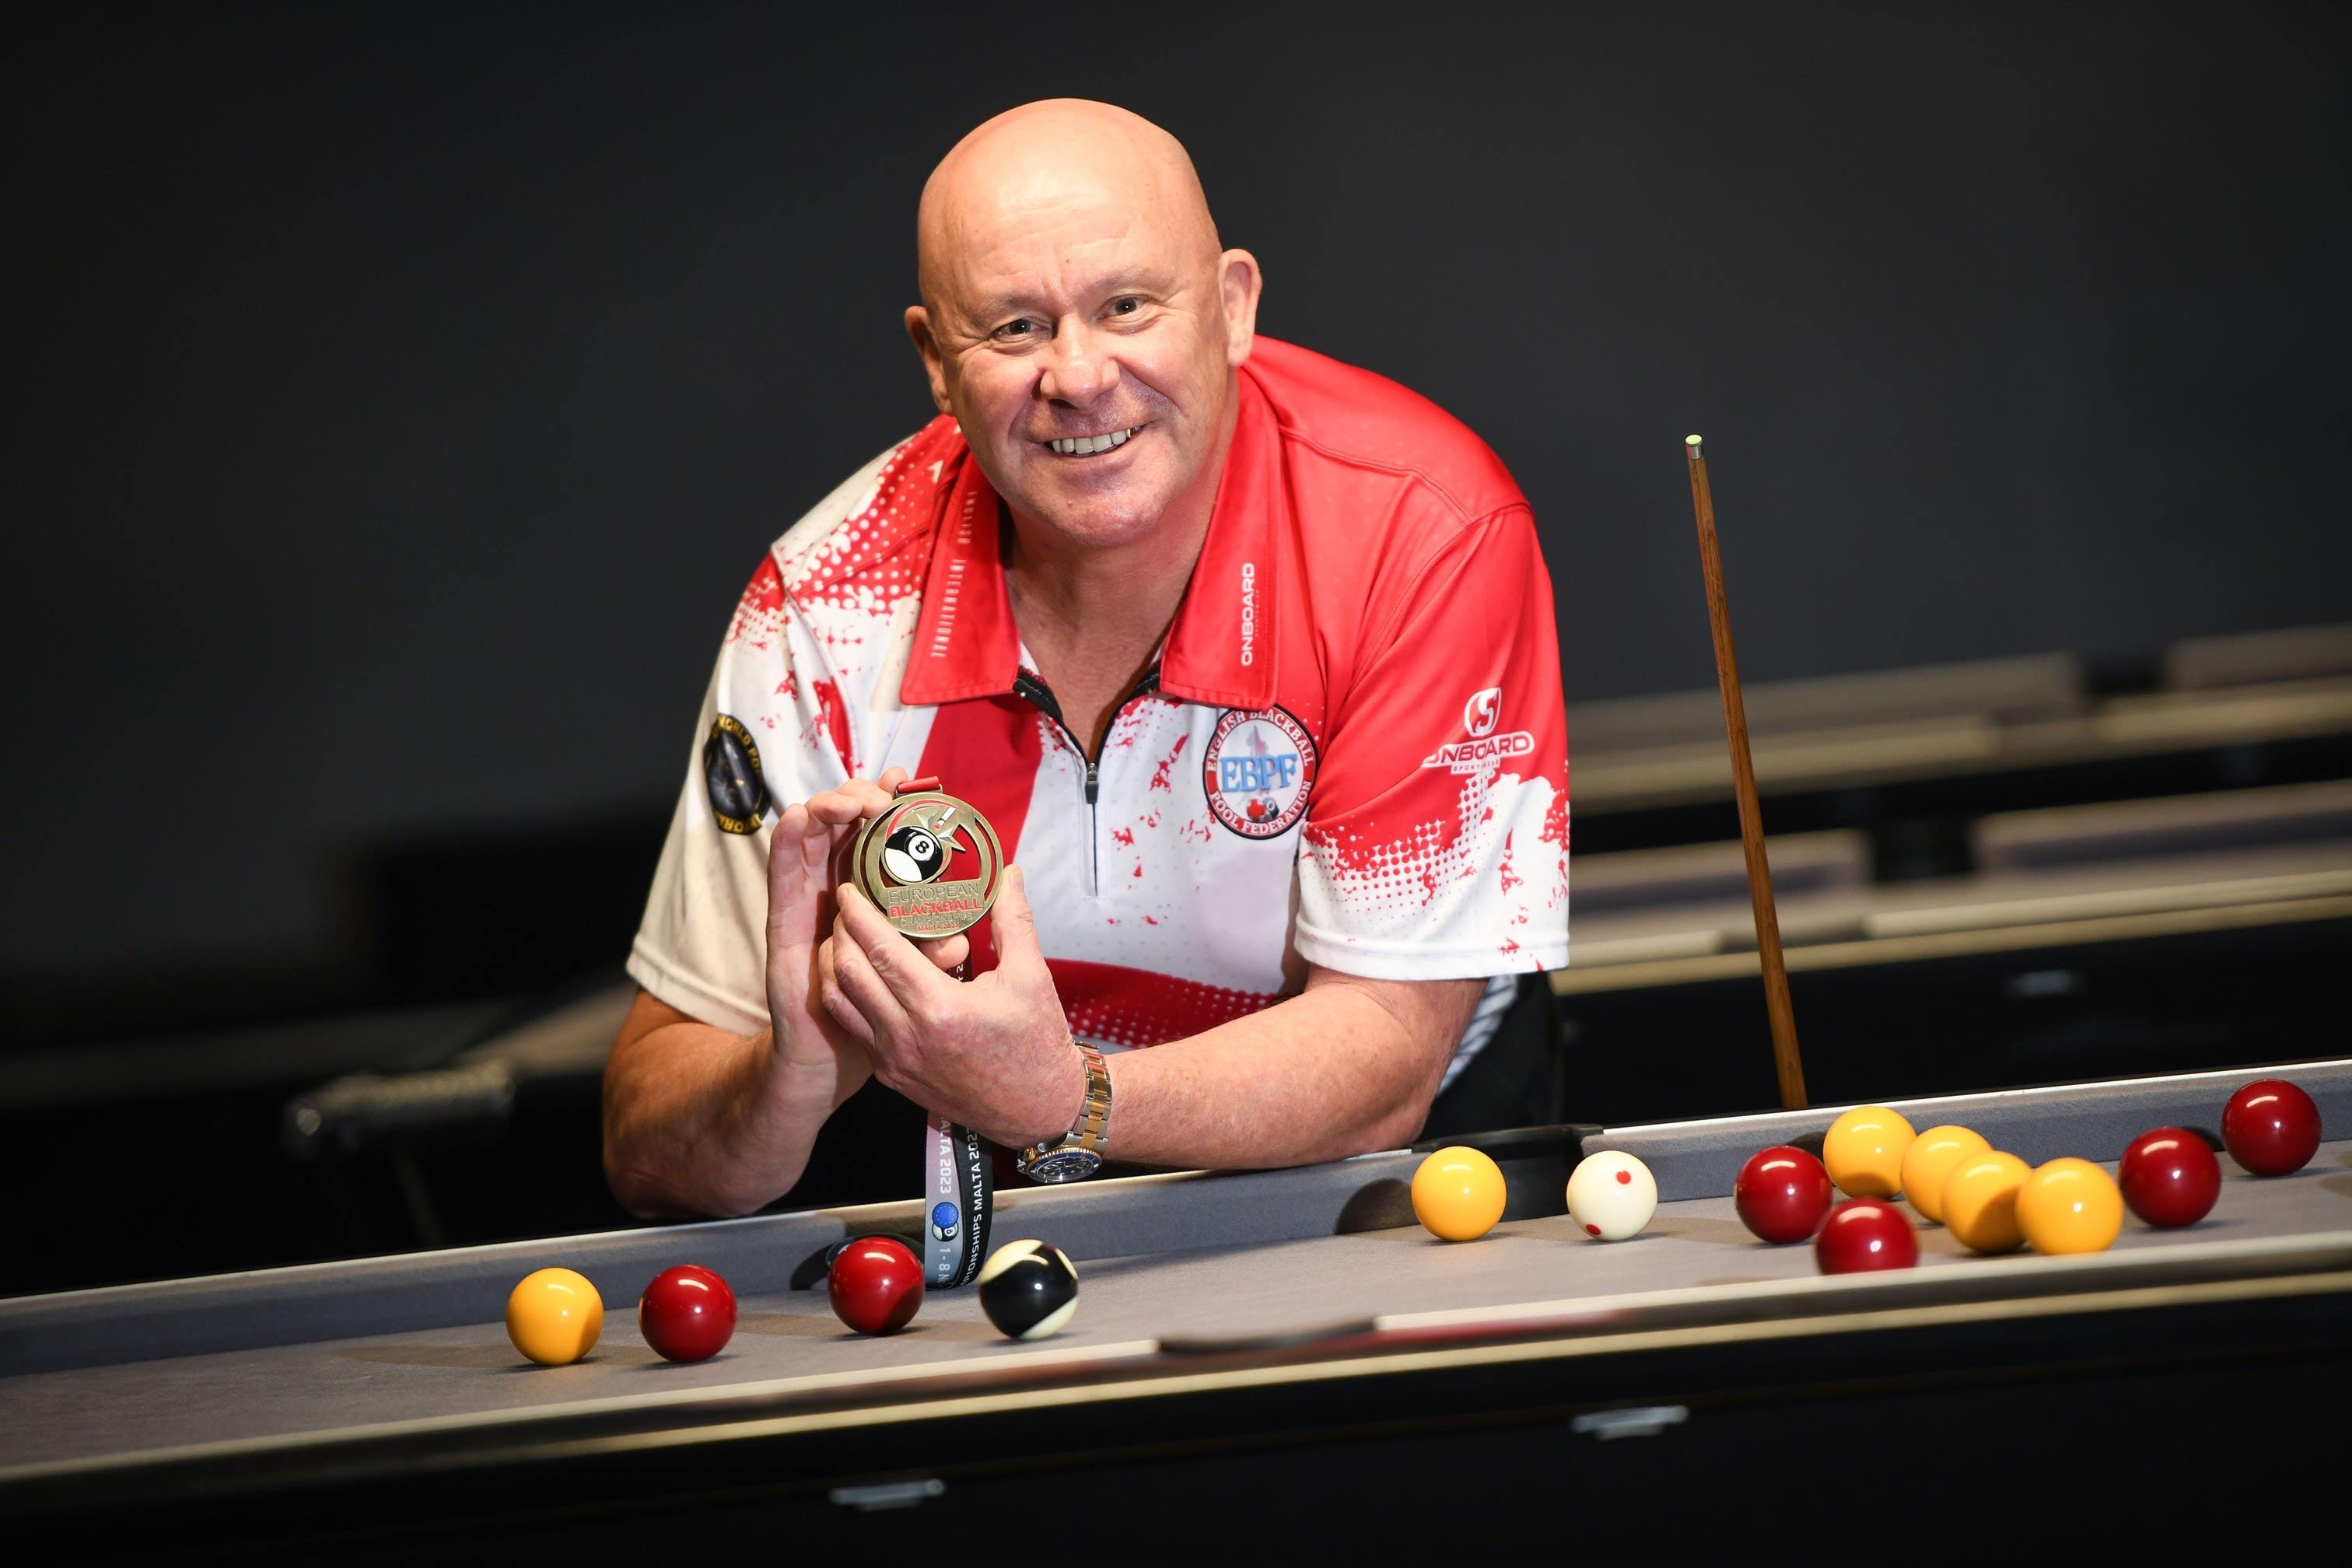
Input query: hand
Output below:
<box><xmin>765</xmin><ymin>767</ymin><xmax>969</xmax><ymax>1106</ymax></box>
<box><xmin>817</xmin><ymin>866</ymin><xmax>1083</xmax><ymax>1149</ymax></box>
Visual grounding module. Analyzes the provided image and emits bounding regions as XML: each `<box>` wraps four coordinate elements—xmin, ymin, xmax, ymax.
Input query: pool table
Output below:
<box><xmin>3</xmin><ymin>1059</ymin><xmax>2346</xmax><ymax>1555</ymax></box>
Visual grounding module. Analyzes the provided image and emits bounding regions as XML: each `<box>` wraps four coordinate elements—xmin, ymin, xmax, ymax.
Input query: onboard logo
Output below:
<box><xmin>1464</xmin><ymin>688</ymin><xmax>1501</xmax><ymax>737</ymax></box>
<box><xmin>1239</xmin><ymin>561</ymin><xmax>1258</xmax><ymax>667</ymax></box>
<box><xmin>1423</xmin><ymin>687</ymin><xmax>1534</xmax><ymax>773</ymax></box>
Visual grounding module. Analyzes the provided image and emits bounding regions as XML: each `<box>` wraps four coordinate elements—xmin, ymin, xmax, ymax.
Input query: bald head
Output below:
<box><xmin>916</xmin><ymin>100</ymin><xmax>1220</xmax><ymax>310</ymax></box>
<box><xmin>903</xmin><ymin>100</ymin><xmax>1260</xmax><ymax>553</ymax></box>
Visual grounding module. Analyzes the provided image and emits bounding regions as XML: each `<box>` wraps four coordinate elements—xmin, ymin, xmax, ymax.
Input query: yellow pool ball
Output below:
<box><xmin>1900</xmin><ymin>1125</ymin><xmax>1990</xmax><ymax>1224</ymax></box>
<box><xmin>1823</xmin><ymin>1105</ymin><xmax>1917</xmax><ymax>1197</ymax></box>
<box><xmin>1411</xmin><ymin>1146</ymin><xmax>1507</xmax><ymax>1241</ymax></box>
<box><xmin>1942</xmin><ymin>1151</ymin><xmax>2033</xmax><ymax>1254</ymax></box>
<box><xmin>2017</xmin><ymin>1157</ymin><xmax>2124</xmax><ymax>1255</ymax></box>
<box><xmin>506</xmin><ymin>1267</ymin><xmax>604</xmax><ymax>1366</ymax></box>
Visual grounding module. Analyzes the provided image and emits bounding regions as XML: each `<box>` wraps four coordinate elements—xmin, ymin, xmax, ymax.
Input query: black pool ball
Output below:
<box><xmin>880</xmin><ymin>825</ymin><xmax>948</xmax><ymax>886</ymax></box>
<box><xmin>977</xmin><ymin>1240</ymin><xmax>1079</xmax><ymax>1340</ymax></box>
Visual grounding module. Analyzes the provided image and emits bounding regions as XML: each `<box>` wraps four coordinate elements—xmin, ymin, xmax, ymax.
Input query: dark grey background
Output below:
<box><xmin>8</xmin><ymin>3</ymin><xmax>2349</xmax><ymax>1031</ymax></box>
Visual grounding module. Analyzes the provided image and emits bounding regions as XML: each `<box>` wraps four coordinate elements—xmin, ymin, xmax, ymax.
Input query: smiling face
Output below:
<box><xmin>906</xmin><ymin>102</ymin><xmax>1261</xmax><ymax>551</ymax></box>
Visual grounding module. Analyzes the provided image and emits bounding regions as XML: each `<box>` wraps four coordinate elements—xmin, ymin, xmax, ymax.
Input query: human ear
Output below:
<box><xmin>904</xmin><ymin>305</ymin><xmax>954</xmax><ymax>413</ymax></box>
<box><xmin>1217</xmin><ymin>250</ymin><xmax>1262</xmax><ymax>367</ymax></box>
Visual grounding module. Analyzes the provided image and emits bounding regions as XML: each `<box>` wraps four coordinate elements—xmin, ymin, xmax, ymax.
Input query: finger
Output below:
<box><xmin>828</xmin><ymin>909</ymin><xmax>915</xmax><ymax>1041</ymax></box>
<box><xmin>836</xmin><ymin>883</ymin><xmax>960</xmax><ymax>1017</ymax></box>
<box><xmin>803</xmin><ymin>778</ymin><xmax>898</xmax><ymax>827</ymax></box>
<box><xmin>766</xmin><ymin>802</ymin><xmax>804</xmax><ymax>890</ymax></box>
<box><xmin>801</xmin><ymin>803</ymin><xmax>854</xmax><ymax>891</ymax></box>
<box><xmin>877</xmin><ymin>766</ymin><xmax>908</xmax><ymax>793</ymax></box>
<box><xmin>766</xmin><ymin>803</ymin><xmax>824</xmax><ymax>947</ymax></box>
<box><xmin>986</xmin><ymin>866</ymin><xmax>1050</xmax><ymax>978</ymax></box>
<box><xmin>818</xmin><ymin>969</ymin><xmax>873</xmax><ymax>1042</ymax></box>
<box><xmin>779</xmin><ymin>795</ymin><xmax>863</xmax><ymax>932</ymax></box>
<box><xmin>775</xmin><ymin>800</ymin><xmax>846</xmax><ymax>894</ymax></box>
<box><xmin>915</xmin><ymin>930</ymin><xmax>971</xmax><ymax>974</ymax></box>
<box><xmin>813</xmin><ymin>938</ymin><xmax>875</xmax><ymax>1045</ymax></box>
<box><xmin>786</xmin><ymin>798</ymin><xmax>835</xmax><ymax>849</ymax></box>
<box><xmin>803</xmin><ymin>793</ymin><xmax>869</xmax><ymax>828</ymax></box>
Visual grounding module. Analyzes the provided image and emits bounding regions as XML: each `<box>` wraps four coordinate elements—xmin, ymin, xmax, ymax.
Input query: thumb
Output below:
<box><xmin>989</xmin><ymin>865</ymin><xmax>1049</xmax><ymax>977</ymax></box>
<box><xmin>764</xmin><ymin>803</ymin><xmax>831</xmax><ymax>954</ymax></box>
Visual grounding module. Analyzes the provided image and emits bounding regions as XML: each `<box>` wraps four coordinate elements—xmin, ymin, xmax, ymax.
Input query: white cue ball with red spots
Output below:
<box><xmin>1566</xmin><ymin>1151</ymin><xmax>1657</xmax><ymax>1241</ymax></box>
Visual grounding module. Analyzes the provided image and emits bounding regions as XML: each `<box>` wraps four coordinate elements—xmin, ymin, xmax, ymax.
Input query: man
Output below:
<box><xmin>604</xmin><ymin>100</ymin><xmax>1567</xmax><ymax>1220</ymax></box>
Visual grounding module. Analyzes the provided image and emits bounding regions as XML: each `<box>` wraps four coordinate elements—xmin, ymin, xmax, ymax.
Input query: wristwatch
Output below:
<box><xmin>1015</xmin><ymin>1041</ymin><xmax>1112</xmax><ymax>1183</ymax></box>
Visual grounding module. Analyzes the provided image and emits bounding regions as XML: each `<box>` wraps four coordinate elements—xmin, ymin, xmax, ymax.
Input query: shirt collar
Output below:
<box><xmin>898</xmin><ymin>450</ymin><xmax>1023</xmax><ymax>705</ymax></box>
<box><xmin>898</xmin><ymin>376</ymin><xmax>1282</xmax><ymax>711</ymax></box>
<box><xmin>1157</xmin><ymin>373</ymin><xmax>1281</xmax><ymax>710</ymax></box>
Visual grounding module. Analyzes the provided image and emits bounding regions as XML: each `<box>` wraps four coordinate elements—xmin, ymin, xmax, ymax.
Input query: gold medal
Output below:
<box><xmin>849</xmin><ymin>790</ymin><xmax>1003</xmax><ymax>938</ymax></box>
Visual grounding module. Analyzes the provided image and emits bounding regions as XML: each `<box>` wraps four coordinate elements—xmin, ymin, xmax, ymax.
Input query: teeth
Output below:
<box><xmin>1049</xmin><ymin>427</ymin><xmax>1138</xmax><ymax>456</ymax></box>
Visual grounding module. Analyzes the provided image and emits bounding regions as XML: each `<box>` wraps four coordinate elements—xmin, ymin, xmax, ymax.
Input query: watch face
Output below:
<box><xmin>1024</xmin><ymin>1147</ymin><xmax>1103</xmax><ymax>1184</ymax></box>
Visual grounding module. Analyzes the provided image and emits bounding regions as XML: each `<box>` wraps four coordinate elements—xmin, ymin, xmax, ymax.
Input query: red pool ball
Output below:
<box><xmin>828</xmin><ymin>1236</ymin><xmax>924</xmax><ymax>1335</ymax></box>
<box><xmin>2117</xmin><ymin>1127</ymin><xmax>2222</xmax><ymax>1227</ymax></box>
<box><xmin>1734</xmin><ymin>1145</ymin><xmax>1836</xmax><ymax>1244</ymax></box>
<box><xmin>2221</xmin><ymin>1079</ymin><xmax>2322</xmax><ymax>1177</ymax></box>
<box><xmin>1814</xmin><ymin>1199</ymin><xmax>1918</xmax><ymax>1274</ymax></box>
<box><xmin>639</xmin><ymin>1264</ymin><xmax>737</xmax><ymax>1363</ymax></box>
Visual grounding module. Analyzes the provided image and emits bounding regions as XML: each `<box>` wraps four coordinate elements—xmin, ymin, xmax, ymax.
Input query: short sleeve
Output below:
<box><xmin>1293</xmin><ymin>506</ymin><xmax>1570</xmax><ymax>979</ymax></box>
<box><xmin>625</xmin><ymin>556</ymin><xmax>849</xmax><ymax>1035</ymax></box>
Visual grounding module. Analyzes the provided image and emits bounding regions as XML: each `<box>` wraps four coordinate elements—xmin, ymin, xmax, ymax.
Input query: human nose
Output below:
<box><xmin>1036</xmin><ymin>319</ymin><xmax>1119</xmax><ymax>405</ymax></box>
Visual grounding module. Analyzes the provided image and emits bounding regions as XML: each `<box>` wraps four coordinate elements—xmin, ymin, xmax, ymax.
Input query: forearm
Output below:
<box><xmin>602</xmin><ymin>1000</ymin><xmax>852</xmax><ymax>1219</ymax></box>
<box><xmin>1099</xmin><ymin>976</ymin><xmax>1479</xmax><ymax>1170</ymax></box>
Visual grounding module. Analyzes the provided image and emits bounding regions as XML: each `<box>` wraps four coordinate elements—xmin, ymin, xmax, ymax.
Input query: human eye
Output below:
<box><xmin>992</xmin><ymin>317</ymin><xmax>1042</xmax><ymax>341</ymax></box>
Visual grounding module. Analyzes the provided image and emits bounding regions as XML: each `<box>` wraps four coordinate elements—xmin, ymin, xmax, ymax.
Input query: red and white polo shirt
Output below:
<box><xmin>628</xmin><ymin>337</ymin><xmax>1569</xmax><ymax>1065</ymax></box>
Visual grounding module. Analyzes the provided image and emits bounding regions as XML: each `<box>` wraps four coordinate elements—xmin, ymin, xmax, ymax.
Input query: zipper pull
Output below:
<box><xmin>1085</xmin><ymin>759</ymin><xmax>1099</xmax><ymax>805</ymax></box>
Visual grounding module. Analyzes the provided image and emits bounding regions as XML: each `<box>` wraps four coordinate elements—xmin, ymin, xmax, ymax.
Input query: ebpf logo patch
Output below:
<box><xmin>1202</xmin><ymin>706</ymin><xmax>1318</xmax><ymax>838</ymax></box>
<box><xmin>703</xmin><ymin>714</ymin><xmax>770</xmax><ymax>834</ymax></box>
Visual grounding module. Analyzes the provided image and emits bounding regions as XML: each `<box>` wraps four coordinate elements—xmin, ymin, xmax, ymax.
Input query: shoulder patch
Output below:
<box><xmin>704</xmin><ymin>714</ymin><xmax>769</xmax><ymax>834</ymax></box>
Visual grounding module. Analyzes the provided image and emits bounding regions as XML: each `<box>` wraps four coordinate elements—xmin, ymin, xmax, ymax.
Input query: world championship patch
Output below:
<box><xmin>703</xmin><ymin>714</ymin><xmax>769</xmax><ymax>834</ymax></box>
<box><xmin>1202</xmin><ymin>705</ymin><xmax>1318</xmax><ymax>838</ymax></box>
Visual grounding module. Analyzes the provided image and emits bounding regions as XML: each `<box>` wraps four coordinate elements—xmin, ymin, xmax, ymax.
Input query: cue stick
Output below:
<box><xmin>1684</xmin><ymin>434</ymin><xmax>1809</xmax><ymax>1111</ymax></box>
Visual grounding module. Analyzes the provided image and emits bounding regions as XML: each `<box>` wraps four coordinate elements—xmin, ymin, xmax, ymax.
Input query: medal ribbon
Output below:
<box><xmin>922</xmin><ymin>1111</ymin><xmax>993</xmax><ymax>1288</ymax></box>
<box><xmin>886</xmin><ymin>777</ymin><xmax>997</xmax><ymax>1288</ymax></box>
